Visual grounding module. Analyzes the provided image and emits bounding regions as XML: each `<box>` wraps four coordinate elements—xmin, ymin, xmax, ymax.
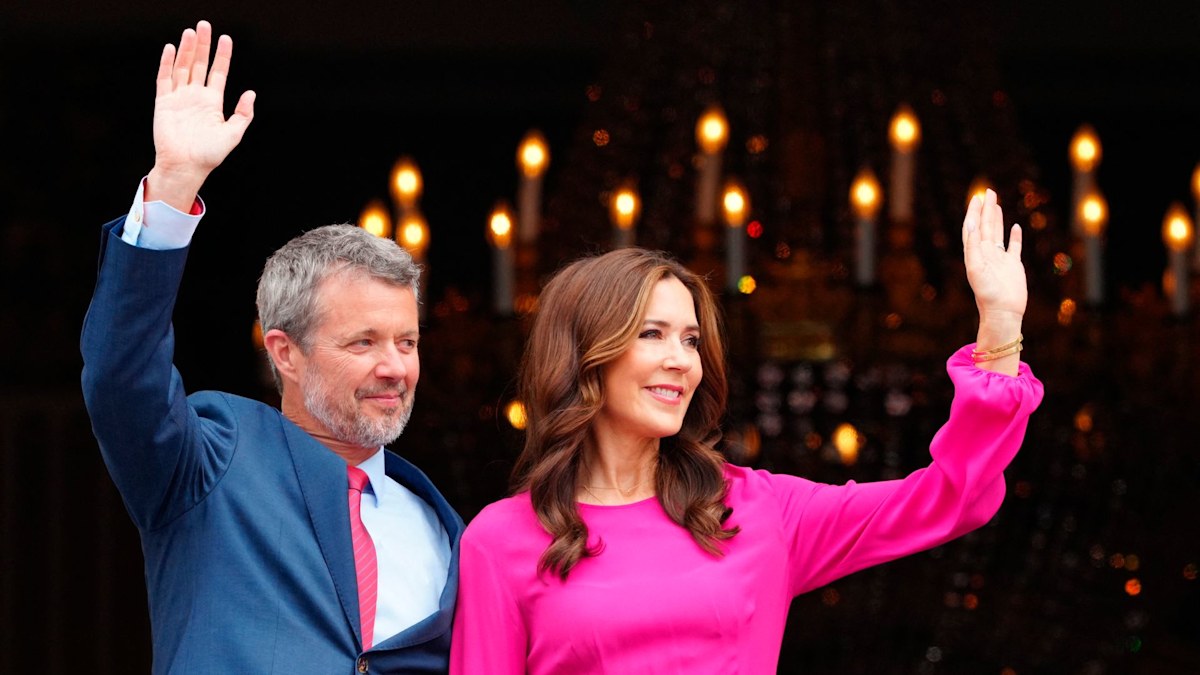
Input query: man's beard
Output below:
<box><xmin>302</xmin><ymin>367</ymin><xmax>414</xmax><ymax>450</ymax></box>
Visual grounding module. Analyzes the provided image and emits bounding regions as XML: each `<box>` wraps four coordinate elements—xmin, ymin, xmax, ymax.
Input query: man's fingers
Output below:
<box><xmin>208</xmin><ymin>34</ymin><xmax>234</xmax><ymax>96</ymax></box>
<box><xmin>192</xmin><ymin>20</ymin><xmax>213</xmax><ymax>85</ymax></box>
<box><xmin>156</xmin><ymin>44</ymin><xmax>176</xmax><ymax>97</ymax></box>
<box><xmin>172</xmin><ymin>28</ymin><xmax>197</xmax><ymax>89</ymax></box>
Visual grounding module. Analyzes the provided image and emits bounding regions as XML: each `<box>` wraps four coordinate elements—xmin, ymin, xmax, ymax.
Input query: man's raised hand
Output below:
<box><xmin>146</xmin><ymin>21</ymin><xmax>255</xmax><ymax>212</ymax></box>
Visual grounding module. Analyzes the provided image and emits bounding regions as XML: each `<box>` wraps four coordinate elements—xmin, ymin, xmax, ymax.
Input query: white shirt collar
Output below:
<box><xmin>354</xmin><ymin>448</ymin><xmax>388</xmax><ymax>502</ymax></box>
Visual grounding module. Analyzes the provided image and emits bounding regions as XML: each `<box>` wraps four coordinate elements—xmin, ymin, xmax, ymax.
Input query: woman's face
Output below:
<box><xmin>593</xmin><ymin>276</ymin><xmax>704</xmax><ymax>450</ymax></box>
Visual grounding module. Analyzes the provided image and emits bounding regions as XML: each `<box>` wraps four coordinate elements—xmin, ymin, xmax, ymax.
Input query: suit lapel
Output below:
<box><xmin>284</xmin><ymin>421</ymin><xmax>363</xmax><ymax>648</ymax></box>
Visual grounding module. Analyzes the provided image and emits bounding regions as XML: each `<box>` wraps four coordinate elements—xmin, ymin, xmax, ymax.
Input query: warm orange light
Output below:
<box><xmin>398</xmin><ymin>214</ymin><xmax>430</xmax><ymax>256</ymax></box>
<box><xmin>488</xmin><ymin>201</ymin><xmax>514</xmax><ymax>249</ymax></box>
<box><xmin>610</xmin><ymin>185</ymin><xmax>641</xmax><ymax>231</ymax></box>
<box><xmin>505</xmin><ymin>400</ymin><xmax>527</xmax><ymax>430</ymax></box>
<box><xmin>1125</xmin><ymin>578</ymin><xmax>1142</xmax><ymax>596</ymax></box>
<box><xmin>251</xmin><ymin>319</ymin><xmax>264</xmax><ymax>349</ymax></box>
<box><xmin>722</xmin><ymin>180</ymin><xmax>748</xmax><ymax>227</ymax></box>
<box><xmin>696</xmin><ymin>106</ymin><xmax>729</xmax><ymax>155</ymax></box>
<box><xmin>1163</xmin><ymin>202</ymin><xmax>1194</xmax><ymax>251</ymax></box>
<box><xmin>390</xmin><ymin>157</ymin><xmax>423</xmax><ymax>208</ymax></box>
<box><xmin>967</xmin><ymin>177</ymin><xmax>992</xmax><ymax>208</ymax></box>
<box><xmin>736</xmin><ymin>275</ymin><xmax>756</xmax><ymax>295</ymax></box>
<box><xmin>1080</xmin><ymin>191</ymin><xmax>1108</xmax><ymax>236</ymax></box>
<box><xmin>850</xmin><ymin>168</ymin><xmax>882</xmax><ymax>218</ymax></box>
<box><xmin>833</xmin><ymin>423</ymin><xmax>860</xmax><ymax>465</ymax></box>
<box><xmin>517</xmin><ymin>130</ymin><xmax>549</xmax><ymax>178</ymax></box>
<box><xmin>358</xmin><ymin>199</ymin><xmax>392</xmax><ymax>239</ymax></box>
<box><xmin>889</xmin><ymin>105</ymin><xmax>921</xmax><ymax>151</ymax></box>
<box><xmin>1192</xmin><ymin>163</ymin><xmax>1200</xmax><ymax>200</ymax></box>
<box><xmin>1070</xmin><ymin>125</ymin><xmax>1102</xmax><ymax>172</ymax></box>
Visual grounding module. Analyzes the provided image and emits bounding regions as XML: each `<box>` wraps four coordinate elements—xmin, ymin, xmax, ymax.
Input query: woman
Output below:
<box><xmin>451</xmin><ymin>190</ymin><xmax>1042</xmax><ymax>673</ymax></box>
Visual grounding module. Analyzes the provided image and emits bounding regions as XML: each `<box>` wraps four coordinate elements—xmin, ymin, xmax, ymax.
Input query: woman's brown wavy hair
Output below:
<box><xmin>511</xmin><ymin>247</ymin><xmax>739</xmax><ymax>579</ymax></box>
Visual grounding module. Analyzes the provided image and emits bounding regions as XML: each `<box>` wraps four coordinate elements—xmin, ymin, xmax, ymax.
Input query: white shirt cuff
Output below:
<box><xmin>120</xmin><ymin>177</ymin><xmax>205</xmax><ymax>250</ymax></box>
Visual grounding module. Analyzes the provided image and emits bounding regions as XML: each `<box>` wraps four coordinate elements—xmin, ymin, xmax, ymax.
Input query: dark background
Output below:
<box><xmin>2</xmin><ymin>1</ymin><xmax>1199</xmax><ymax>673</ymax></box>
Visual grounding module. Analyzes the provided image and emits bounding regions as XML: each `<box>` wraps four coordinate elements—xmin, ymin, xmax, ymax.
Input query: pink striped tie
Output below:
<box><xmin>347</xmin><ymin>466</ymin><xmax>378</xmax><ymax>649</ymax></box>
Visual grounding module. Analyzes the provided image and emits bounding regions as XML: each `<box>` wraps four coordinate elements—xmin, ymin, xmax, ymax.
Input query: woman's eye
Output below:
<box><xmin>639</xmin><ymin>329</ymin><xmax>662</xmax><ymax>339</ymax></box>
<box><xmin>684</xmin><ymin>336</ymin><xmax>701</xmax><ymax>348</ymax></box>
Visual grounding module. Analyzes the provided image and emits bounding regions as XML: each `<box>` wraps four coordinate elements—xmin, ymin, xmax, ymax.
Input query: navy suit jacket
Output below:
<box><xmin>81</xmin><ymin>218</ymin><xmax>464</xmax><ymax>674</ymax></box>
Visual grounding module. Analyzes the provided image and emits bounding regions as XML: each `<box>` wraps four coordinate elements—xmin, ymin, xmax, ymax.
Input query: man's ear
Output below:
<box><xmin>263</xmin><ymin>328</ymin><xmax>304</xmax><ymax>387</ymax></box>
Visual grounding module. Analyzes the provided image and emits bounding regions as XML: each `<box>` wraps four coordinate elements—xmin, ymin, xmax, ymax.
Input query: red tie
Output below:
<box><xmin>347</xmin><ymin>466</ymin><xmax>378</xmax><ymax>649</ymax></box>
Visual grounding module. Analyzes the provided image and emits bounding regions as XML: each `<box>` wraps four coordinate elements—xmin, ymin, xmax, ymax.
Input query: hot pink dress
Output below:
<box><xmin>451</xmin><ymin>346</ymin><xmax>1043</xmax><ymax>674</ymax></box>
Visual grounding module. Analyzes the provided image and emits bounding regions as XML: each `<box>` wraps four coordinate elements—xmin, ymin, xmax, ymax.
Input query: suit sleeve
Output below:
<box><xmin>450</xmin><ymin>521</ymin><xmax>528</xmax><ymax>674</ymax></box>
<box><xmin>775</xmin><ymin>345</ymin><xmax>1043</xmax><ymax>596</ymax></box>
<box><xmin>80</xmin><ymin>219</ymin><xmax>237</xmax><ymax>531</ymax></box>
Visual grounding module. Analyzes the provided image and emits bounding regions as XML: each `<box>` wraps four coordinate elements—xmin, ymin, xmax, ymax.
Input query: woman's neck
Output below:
<box><xmin>577</xmin><ymin>437</ymin><xmax>659</xmax><ymax>505</ymax></box>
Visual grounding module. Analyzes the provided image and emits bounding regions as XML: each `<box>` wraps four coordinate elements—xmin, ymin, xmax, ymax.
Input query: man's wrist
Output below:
<box><xmin>146</xmin><ymin>164</ymin><xmax>208</xmax><ymax>213</ymax></box>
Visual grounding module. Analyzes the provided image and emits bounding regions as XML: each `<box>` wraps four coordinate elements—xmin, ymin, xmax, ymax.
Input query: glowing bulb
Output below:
<box><xmin>358</xmin><ymin>199</ymin><xmax>392</xmax><ymax>239</ymax></box>
<box><xmin>889</xmin><ymin>105</ymin><xmax>921</xmax><ymax>151</ymax></box>
<box><xmin>610</xmin><ymin>186</ymin><xmax>641</xmax><ymax>230</ymax></box>
<box><xmin>833</xmin><ymin>423</ymin><xmax>860</xmax><ymax>465</ymax></box>
<box><xmin>737</xmin><ymin>275</ymin><xmax>756</xmax><ymax>294</ymax></box>
<box><xmin>850</xmin><ymin>168</ymin><xmax>882</xmax><ymax>218</ymax></box>
<box><xmin>505</xmin><ymin>400</ymin><xmax>527</xmax><ymax>430</ymax></box>
<box><xmin>399</xmin><ymin>214</ymin><xmax>429</xmax><ymax>256</ymax></box>
<box><xmin>1070</xmin><ymin>125</ymin><xmax>1102</xmax><ymax>172</ymax></box>
<box><xmin>1163</xmin><ymin>202</ymin><xmax>1194</xmax><ymax>251</ymax></box>
<box><xmin>1079</xmin><ymin>192</ymin><xmax>1108</xmax><ymax>236</ymax></box>
<box><xmin>488</xmin><ymin>202</ymin><xmax>514</xmax><ymax>249</ymax></box>
<box><xmin>390</xmin><ymin>157</ymin><xmax>423</xmax><ymax>208</ymax></box>
<box><xmin>722</xmin><ymin>181</ymin><xmax>748</xmax><ymax>227</ymax></box>
<box><xmin>517</xmin><ymin>131</ymin><xmax>549</xmax><ymax>178</ymax></box>
<box><xmin>696</xmin><ymin>107</ymin><xmax>729</xmax><ymax>155</ymax></box>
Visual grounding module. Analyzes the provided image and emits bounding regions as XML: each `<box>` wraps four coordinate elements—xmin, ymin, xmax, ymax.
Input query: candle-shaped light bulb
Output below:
<box><xmin>833</xmin><ymin>423</ymin><xmax>860</xmax><ymax>466</ymax></box>
<box><xmin>488</xmin><ymin>201</ymin><xmax>516</xmax><ymax>316</ymax></box>
<box><xmin>1080</xmin><ymin>190</ymin><xmax>1108</xmax><ymax>306</ymax></box>
<box><xmin>389</xmin><ymin>157</ymin><xmax>423</xmax><ymax>212</ymax></box>
<box><xmin>888</xmin><ymin>104</ymin><xmax>921</xmax><ymax>224</ymax></box>
<box><xmin>1163</xmin><ymin>202</ymin><xmax>1193</xmax><ymax>317</ymax></box>
<box><xmin>851</xmin><ymin>168</ymin><xmax>882</xmax><ymax>287</ymax></box>
<box><xmin>610</xmin><ymin>185</ymin><xmax>641</xmax><ymax>248</ymax></box>
<box><xmin>723</xmin><ymin>180</ymin><xmax>749</xmax><ymax>292</ymax></box>
<box><xmin>358</xmin><ymin>199</ymin><xmax>392</xmax><ymax>239</ymax></box>
<box><xmin>695</xmin><ymin>106</ymin><xmax>728</xmax><ymax>228</ymax></box>
<box><xmin>516</xmin><ymin>130</ymin><xmax>549</xmax><ymax>245</ymax></box>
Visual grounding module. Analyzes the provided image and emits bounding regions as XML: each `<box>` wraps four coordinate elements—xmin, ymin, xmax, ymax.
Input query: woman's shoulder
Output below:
<box><xmin>462</xmin><ymin>492</ymin><xmax>539</xmax><ymax>540</ymax></box>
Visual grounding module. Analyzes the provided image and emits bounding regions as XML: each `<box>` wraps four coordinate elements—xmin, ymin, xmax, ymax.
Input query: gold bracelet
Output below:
<box><xmin>972</xmin><ymin>334</ymin><xmax>1023</xmax><ymax>356</ymax></box>
<box><xmin>972</xmin><ymin>343</ymin><xmax>1023</xmax><ymax>363</ymax></box>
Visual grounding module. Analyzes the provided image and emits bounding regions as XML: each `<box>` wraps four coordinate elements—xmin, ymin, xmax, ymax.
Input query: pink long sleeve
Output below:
<box><xmin>451</xmin><ymin>345</ymin><xmax>1042</xmax><ymax>674</ymax></box>
<box><xmin>775</xmin><ymin>344</ymin><xmax>1044</xmax><ymax>595</ymax></box>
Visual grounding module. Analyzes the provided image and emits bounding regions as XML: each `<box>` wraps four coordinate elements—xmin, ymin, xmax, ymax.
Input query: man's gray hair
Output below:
<box><xmin>256</xmin><ymin>224</ymin><xmax>422</xmax><ymax>390</ymax></box>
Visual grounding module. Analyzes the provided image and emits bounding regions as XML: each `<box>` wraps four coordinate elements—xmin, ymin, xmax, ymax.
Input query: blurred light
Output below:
<box><xmin>517</xmin><ymin>131</ymin><xmax>549</xmax><ymax>178</ymax></box>
<box><xmin>884</xmin><ymin>313</ymin><xmax>903</xmax><ymax>329</ymax></box>
<box><xmin>398</xmin><ymin>214</ymin><xmax>429</xmax><ymax>257</ymax></box>
<box><xmin>775</xmin><ymin>242</ymin><xmax>792</xmax><ymax>259</ymax></box>
<box><xmin>1125</xmin><ymin>578</ymin><xmax>1141</xmax><ymax>596</ymax></box>
<box><xmin>1193</xmin><ymin>163</ymin><xmax>1200</xmax><ymax>200</ymax></box>
<box><xmin>390</xmin><ymin>157</ymin><xmax>423</xmax><ymax>209</ymax></box>
<box><xmin>505</xmin><ymin>400</ymin><xmax>527</xmax><ymax>430</ymax></box>
<box><xmin>610</xmin><ymin>184</ymin><xmax>641</xmax><ymax>231</ymax></box>
<box><xmin>1058</xmin><ymin>298</ymin><xmax>1077</xmax><ymax>326</ymax></box>
<box><xmin>592</xmin><ymin>129</ymin><xmax>610</xmax><ymax>147</ymax></box>
<box><xmin>963</xmin><ymin>593</ymin><xmax>979</xmax><ymax>610</ymax></box>
<box><xmin>1074</xmin><ymin>405</ymin><xmax>1094</xmax><ymax>432</ymax></box>
<box><xmin>1125</xmin><ymin>554</ymin><xmax>1140</xmax><ymax>572</ymax></box>
<box><xmin>1029</xmin><ymin>212</ymin><xmax>1048</xmax><ymax>231</ymax></box>
<box><xmin>1184</xmin><ymin>563</ymin><xmax>1197</xmax><ymax>581</ymax></box>
<box><xmin>1080</xmin><ymin>191</ymin><xmax>1108</xmax><ymax>236</ymax></box>
<box><xmin>1128</xmin><ymin>636</ymin><xmax>1143</xmax><ymax>653</ymax></box>
<box><xmin>515</xmin><ymin>293</ymin><xmax>539</xmax><ymax>315</ymax></box>
<box><xmin>488</xmin><ymin>201</ymin><xmax>514</xmax><ymax>249</ymax></box>
<box><xmin>820</xmin><ymin>587</ymin><xmax>840</xmax><ymax>606</ymax></box>
<box><xmin>741</xmin><ymin>423</ymin><xmax>762</xmax><ymax>461</ymax></box>
<box><xmin>746</xmin><ymin>134</ymin><xmax>769</xmax><ymax>154</ymax></box>
<box><xmin>1110</xmin><ymin>553</ymin><xmax>1126</xmax><ymax>569</ymax></box>
<box><xmin>746</xmin><ymin>220</ymin><xmax>764</xmax><ymax>239</ymax></box>
<box><xmin>1070</xmin><ymin>125</ymin><xmax>1101</xmax><ymax>172</ymax></box>
<box><xmin>1162</xmin><ymin>202</ymin><xmax>1194</xmax><ymax>251</ymax></box>
<box><xmin>1053</xmin><ymin>252</ymin><xmax>1073</xmax><ymax>276</ymax></box>
<box><xmin>889</xmin><ymin>104</ymin><xmax>921</xmax><ymax>151</ymax></box>
<box><xmin>586</xmin><ymin>84</ymin><xmax>602</xmax><ymax>102</ymax></box>
<box><xmin>358</xmin><ymin>199</ymin><xmax>392</xmax><ymax>239</ymax></box>
<box><xmin>251</xmin><ymin>320</ymin><xmax>264</xmax><ymax>349</ymax></box>
<box><xmin>696</xmin><ymin>106</ymin><xmax>729</xmax><ymax>155</ymax></box>
<box><xmin>833</xmin><ymin>423</ymin><xmax>860</xmax><ymax>465</ymax></box>
<box><xmin>967</xmin><ymin>176</ymin><xmax>992</xmax><ymax>208</ymax></box>
<box><xmin>805</xmin><ymin>432</ymin><xmax>822</xmax><ymax>450</ymax></box>
<box><xmin>850</xmin><ymin>168</ymin><xmax>882</xmax><ymax>219</ymax></box>
<box><xmin>737</xmin><ymin>275</ymin><xmax>757</xmax><ymax>295</ymax></box>
<box><xmin>723</xmin><ymin>180</ymin><xmax>749</xmax><ymax>227</ymax></box>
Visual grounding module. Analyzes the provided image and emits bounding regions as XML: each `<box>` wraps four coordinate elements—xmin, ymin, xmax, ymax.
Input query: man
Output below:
<box><xmin>81</xmin><ymin>21</ymin><xmax>462</xmax><ymax>673</ymax></box>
